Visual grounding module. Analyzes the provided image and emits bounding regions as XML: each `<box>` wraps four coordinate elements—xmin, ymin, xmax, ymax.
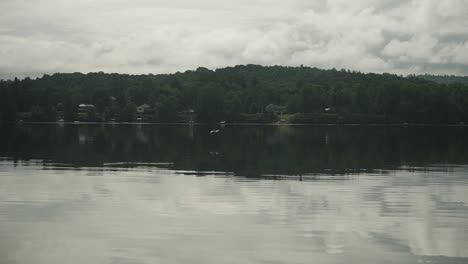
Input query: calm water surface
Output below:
<box><xmin>1</xmin><ymin>124</ymin><xmax>468</xmax><ymax>264</ymax></box>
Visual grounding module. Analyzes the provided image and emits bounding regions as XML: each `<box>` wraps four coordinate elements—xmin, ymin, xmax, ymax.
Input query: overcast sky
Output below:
<box><xmin>1</xmin><ymin>0</ymin><xmax>467</xmax><ymax>79</ymax></box>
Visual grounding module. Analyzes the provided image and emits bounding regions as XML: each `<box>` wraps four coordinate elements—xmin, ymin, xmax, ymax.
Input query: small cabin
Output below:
<box><xmin>136</xmin><ymin>104</ymin><xmax>151</xmax><ymax>114</ymax></box>
<box><xmin>78</xmin><ymin>104</ymin><xmax>96</xmax><ymax>113</ymax></box>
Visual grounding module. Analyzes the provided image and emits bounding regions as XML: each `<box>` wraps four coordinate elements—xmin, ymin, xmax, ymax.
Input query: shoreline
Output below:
<box><xmin>1</xmin><ymin>121</ymin><xmax>467</xmax><ymax>127</ymax></box>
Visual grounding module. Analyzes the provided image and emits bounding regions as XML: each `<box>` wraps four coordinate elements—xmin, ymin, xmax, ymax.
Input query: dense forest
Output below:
<box><xmin>1</xmin><ymin>65</ymin><xmax>468</xmax><ymax>124</ymax></box>
<box><xmin>417</xmin><ymin>74</ymin><xmax>468</xmax><ymax>85</ymax></box>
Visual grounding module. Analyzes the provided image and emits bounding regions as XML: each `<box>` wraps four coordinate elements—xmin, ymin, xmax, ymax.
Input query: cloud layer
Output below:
<box><xmin>1</xmin><ymin>0</ymin><xmax>468</xmax><ymax>79</ymax></box>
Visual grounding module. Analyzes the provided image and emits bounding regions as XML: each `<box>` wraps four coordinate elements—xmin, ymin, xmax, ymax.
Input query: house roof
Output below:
<box><xmin>79</xmin><ymin>104</ymin><xmax>95</xmax><ymax>108</ymax></box>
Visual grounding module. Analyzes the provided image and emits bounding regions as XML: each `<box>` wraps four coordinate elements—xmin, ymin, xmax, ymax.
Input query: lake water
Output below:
<box><xmin>1</xmin><ymin>124</ymin><xmax>468</xmax><ymax>264</ymax></box>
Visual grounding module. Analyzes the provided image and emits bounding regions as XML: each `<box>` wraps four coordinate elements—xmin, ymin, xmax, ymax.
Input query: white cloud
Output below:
<box><xmin>382</xmin><ymin>35</ymin><xmax>438</xmax><ymax>60</ymax></box>
<box><xmin>0</xmin><ymin>0</ymin><xmax>467</xmax><ymax>79</ymax></box>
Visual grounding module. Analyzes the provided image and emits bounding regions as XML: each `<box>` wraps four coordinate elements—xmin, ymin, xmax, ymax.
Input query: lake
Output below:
<box><xmin>1</xmin><ymin>124</ymin><xmax>468</xmax><ymax>264</ymax></box>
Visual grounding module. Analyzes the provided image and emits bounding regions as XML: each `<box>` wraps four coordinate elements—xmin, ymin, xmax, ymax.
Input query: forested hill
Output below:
<box><xmin>1</xmin><ymin>65</ymin><xmax>468</xmax><ymax>124</ymax></box>
<box><xmin>417</xmin><ymin>74</ymin><xmax>468</xmax><ymax>85</ymax></box>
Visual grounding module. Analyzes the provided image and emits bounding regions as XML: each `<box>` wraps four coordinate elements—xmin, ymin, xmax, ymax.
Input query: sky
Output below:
<box><xmin>0</xmin><ymin>0</ymin><xmax>468</xmax><ymax>79</ymax></box>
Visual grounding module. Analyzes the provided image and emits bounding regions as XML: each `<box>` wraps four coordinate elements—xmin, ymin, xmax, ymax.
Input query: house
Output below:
<box><xmin>78</xmin><ymin>104</ymin><xmax>96</xmax><ymax>113</ymax></box>
<box><xmin>77</xmin><ymin>104</ymin><xmax>97</xmax><ymax>121</ymax></box>
<box><xmin>136</xmin><ymin>104</ymin><xmax>151</xmax><ymax>114</ymax></box>
<box><xmin>136</xmin><ymin>104</ymin><xmax>153</xmax><ymax>121</ymax></box>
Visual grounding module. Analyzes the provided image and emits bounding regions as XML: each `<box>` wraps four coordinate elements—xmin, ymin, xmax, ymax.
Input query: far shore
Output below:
<box><xmin>2</xmin><ymin>121</ymin><xmax>467</xmax><ymax>127</ymax></box>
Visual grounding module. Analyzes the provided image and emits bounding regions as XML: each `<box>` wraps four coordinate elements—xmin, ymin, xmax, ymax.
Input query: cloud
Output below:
<box><xmin>382</xmin><ymin>35</ymin><xmax>439</xmax><ymax>60</ymax></box>
<box><xmin>0</xmin><ymin>0</ymin><xmax>467</xmax><ymax>79</ymax></box>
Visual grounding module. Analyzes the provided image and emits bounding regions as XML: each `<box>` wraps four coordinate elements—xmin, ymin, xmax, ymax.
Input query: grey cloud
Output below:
<box><xmin>1</xmin><ymin>0</ymin><xmax>468</xmax><ymax>79</ymax></box>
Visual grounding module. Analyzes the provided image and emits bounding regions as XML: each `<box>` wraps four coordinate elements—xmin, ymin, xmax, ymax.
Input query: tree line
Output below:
<box><xmin>1</xmin><ymin>65</ymin><xmax>468</xmax><ymax>124</ymax></box>
<box><xmin>417</xmin><ymin>74</ymin><xmax>468</xmax><ymax>85</ymax></box>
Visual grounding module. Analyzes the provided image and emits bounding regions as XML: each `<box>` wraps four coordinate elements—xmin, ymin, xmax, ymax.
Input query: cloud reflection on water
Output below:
<box><xmin>0</xmin><ymin>162</ymin><xmax>467</xmax><ymax>264</ymax></box>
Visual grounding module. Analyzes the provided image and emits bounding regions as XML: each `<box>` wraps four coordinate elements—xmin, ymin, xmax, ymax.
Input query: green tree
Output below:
<box><xmin>120</xmin><ymin>102</ymin><xmax>136</xmax><ymax>122</ymax></box>
<box><xmin>224</xmin><ymin>91</ymin><xmax>242</xmax><ymax>121</ymax></box>
<box><xmin>197</xmin><ymin>84</ymin><xmax>225</xmax><ymax>123</ymax></box>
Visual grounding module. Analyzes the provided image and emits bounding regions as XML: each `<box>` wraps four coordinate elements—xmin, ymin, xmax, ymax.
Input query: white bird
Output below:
<box><xmin>209</xmin><ymin>130</ymin><xmax>220</xmax><ymax>134</ymax></box>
